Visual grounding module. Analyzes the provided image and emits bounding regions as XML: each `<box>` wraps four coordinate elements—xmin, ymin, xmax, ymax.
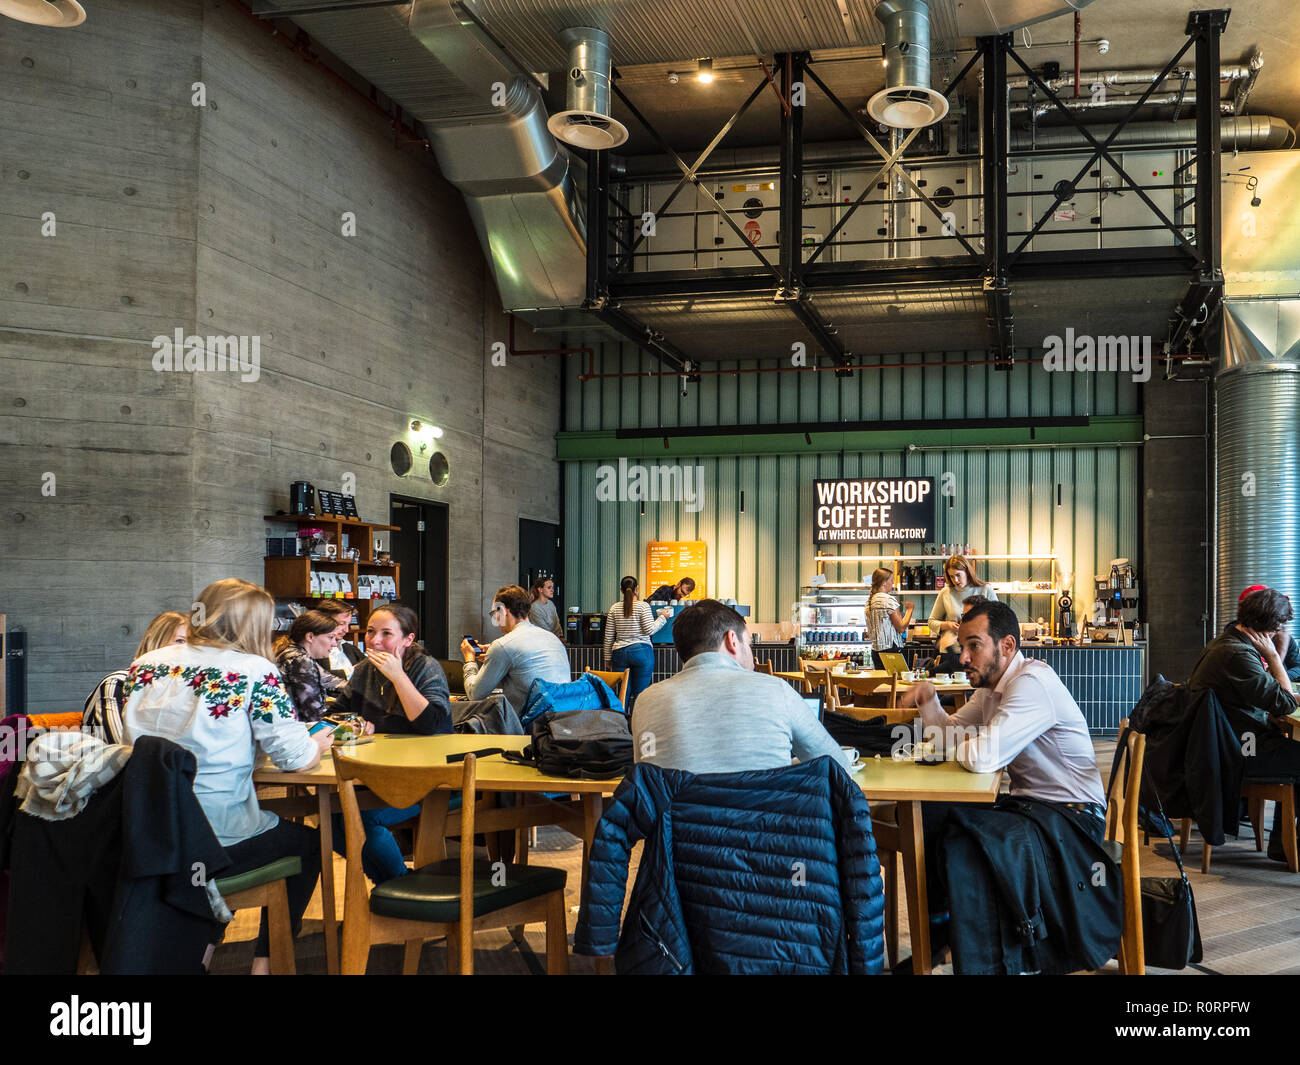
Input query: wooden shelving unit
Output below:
<box><xmin>264</xmin><ymin>514</ymin><xmax>402</xmax><ymax>632</ymax></box>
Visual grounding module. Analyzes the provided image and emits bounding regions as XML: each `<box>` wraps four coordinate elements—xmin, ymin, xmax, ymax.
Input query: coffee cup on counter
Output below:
<box><xmin>901</xmin><ymin>671</ymin><xmax>917</xmax><ymax>682</ymax></box>
<box><xmin>840</xmin><ymin>747</ymin><xmax>861</xmax><ymax>768</ymax></box>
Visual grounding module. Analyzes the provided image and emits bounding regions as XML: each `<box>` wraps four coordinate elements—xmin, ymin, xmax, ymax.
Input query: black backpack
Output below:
<box><xmin>502</xmin><ymin>707</ymin><xmax>634</xmax><ymax>779</ymax></box>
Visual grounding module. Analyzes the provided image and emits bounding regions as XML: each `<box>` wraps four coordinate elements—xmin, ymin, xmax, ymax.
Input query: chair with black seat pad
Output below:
<box><xmin>213</xmin><ymin>857</ymin><xmax>302</xmax><ymax>975</ymax></box>
<box><xmin>334</xmin><ymin>750</ymin><xmax>568</xmax><ymax>975</ymax></box>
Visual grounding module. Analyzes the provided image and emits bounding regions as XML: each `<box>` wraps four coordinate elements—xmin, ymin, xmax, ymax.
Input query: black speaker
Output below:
<box><xmin>3</xmin><ymin>629</ymin><xmax>26</xmax><ymax>718</ymax></box>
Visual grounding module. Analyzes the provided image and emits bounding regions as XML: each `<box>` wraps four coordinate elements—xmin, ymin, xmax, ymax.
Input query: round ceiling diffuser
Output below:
<box><xmin>0</xmin><ymin>0</ymin><xmax>85</xmax><ymax>26</ymax></box>
<box><xmin>866</xmin><ymin>85</ymin><xmax>949</xmax><ymax>129</ymax></box>
<box><xmin>546</xmin><ymin>110</ymin><xmax>629</xmax><ymax>151</ymax></box>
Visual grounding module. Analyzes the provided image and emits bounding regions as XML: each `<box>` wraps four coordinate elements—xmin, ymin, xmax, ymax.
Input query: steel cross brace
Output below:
<box><xmin>801</xmin><ymin>62</ymin><xmax>982</xmax><ymax>264</ymax></box>
<box><xmin>1002</xmin><ymin>36</ymin><xmax>1200</xmax><ymax>267</ymax></box>
<box><xmin>611</xmin><ymin>78</ymin><xmax>779</xmax><ymax>277</ymax></box>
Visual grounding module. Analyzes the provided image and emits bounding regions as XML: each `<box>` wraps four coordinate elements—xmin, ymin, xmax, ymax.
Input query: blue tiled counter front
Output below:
<box><xmin>565</xmin><ymin>643</ymin><xmax>799</xmax><ymax>685</ymax></box>
<box><xmin>1020</xmin><ymin>645</ymin><xmax>1146</xmax><ymax>734</ymax></box>
<box><xmin>565</xmin><ymin>642</ymin><xmax>1143</xmax><ymax>734</ymax></box>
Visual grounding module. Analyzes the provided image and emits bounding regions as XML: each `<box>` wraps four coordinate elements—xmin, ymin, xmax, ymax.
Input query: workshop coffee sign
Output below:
<box><xmin>813</xmin><ymin>477</ymin><xmax>935</xmax><ymax>543</ymax></box>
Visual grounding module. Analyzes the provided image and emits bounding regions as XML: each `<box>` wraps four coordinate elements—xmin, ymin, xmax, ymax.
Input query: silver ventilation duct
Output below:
<box><xmin>253</xmin><ymin>0</ymin><xmax>588</xmax><ymax>314</ymax></box>
<box><xmin>1214</xmin><ymin>152</ymin><xmax>1300</xmax><ymax>628</ymax></box>
<box><xmin>406</xmin><ymin>0</ymin><xmax>587</xmax><ymax>312</ymax></box>
<box><xmin>1011</xmin><ymin>115</ymin><xmax>1293</xmax><ymax>152</ymax></box>
<box><xmin>1215</xmin><ymin>302</ymin><xmax>1300</xmax><ymax>627</ymax></box>
<box><xmin>867</xmin><ymin>0</ymin><xmax>948</xmax><ymax>129</ymax></box>
<box><xmin>547</xmin><ymin>27</ymin><xmax>628</xmax><ymax>151</ymax></box>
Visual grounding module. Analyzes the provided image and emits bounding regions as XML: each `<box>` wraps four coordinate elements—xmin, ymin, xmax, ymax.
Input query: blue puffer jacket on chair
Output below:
<box><xmin>574</xmin><ymin>756</ymin><xmax>885</xmax><ymax>974</ymax></box>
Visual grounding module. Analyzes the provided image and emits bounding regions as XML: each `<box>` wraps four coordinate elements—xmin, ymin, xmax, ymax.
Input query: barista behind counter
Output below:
<box><xmin>651</xmin><ymin>596</ymin><xmax>750</xmax><ymax>644</ymax></box>
<box><xmin>928</xmin><ymin>555</ymin><xmax>997</xmax><ymax>635</ymax></box>
<box><xmin>647</xmin><ymin>577</ymin><xmax>696</xmax><ymax>604</ymax></box>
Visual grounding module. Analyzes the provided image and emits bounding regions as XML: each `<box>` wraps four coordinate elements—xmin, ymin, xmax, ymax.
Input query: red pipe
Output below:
<box><xmin>577</xmin><ymin>350</ymin><xmax>1207</xmax><ymax>382</ymax></box>
<box><xmin>1074</xmin><ymin>13</ymin><xmax>1081</xmax><ymax>99</ymax></box>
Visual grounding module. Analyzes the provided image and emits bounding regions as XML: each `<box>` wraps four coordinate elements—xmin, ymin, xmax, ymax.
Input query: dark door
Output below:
<box><xmin>519</xmin><ymin>518</ymin><xmax>561</xmax><ymax>608</ymax></box>
<box><xmin>389</xmin><ymin>497</ymin><xmax>450</xmax><ymax>658</ymax></box>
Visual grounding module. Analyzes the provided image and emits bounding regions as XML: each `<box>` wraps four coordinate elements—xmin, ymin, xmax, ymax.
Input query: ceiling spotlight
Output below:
<box><xmin>668</xmin><ymin>71</ymin><xmax>679</xmax><ymax>85</ymax></box>
<box><xmin>0</xmin><ymin>0</ymin><xmax>85</xmax><ymax>25</ymax></box>
<box><xmin>696</xmin><ymin>58</ymin><xmax>714</xmax><ymax>84</ymax></box>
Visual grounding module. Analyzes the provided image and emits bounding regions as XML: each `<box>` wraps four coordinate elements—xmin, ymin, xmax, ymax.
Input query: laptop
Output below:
<box><xmin>800</xmin><ymin>686</ymin><xmax>826</xmax><ymax>723</ymax></box>
<box><xmin>878</xmin><ymin>652</ymin><xmax>910</xmax><ymax>676</ymax></box>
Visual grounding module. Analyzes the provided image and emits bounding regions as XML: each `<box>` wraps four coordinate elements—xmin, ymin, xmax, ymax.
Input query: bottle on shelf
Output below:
<box><xmin>941</xmin><ymin>543</ymin><xmax>948</xmax><ymax>557</ymax></box>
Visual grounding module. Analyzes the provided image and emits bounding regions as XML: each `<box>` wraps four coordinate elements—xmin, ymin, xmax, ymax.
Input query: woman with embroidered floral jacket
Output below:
<box><xmin>121</xmin><ymin>578</ymin><xmax>331</xmax><ymax>974</ymax></box>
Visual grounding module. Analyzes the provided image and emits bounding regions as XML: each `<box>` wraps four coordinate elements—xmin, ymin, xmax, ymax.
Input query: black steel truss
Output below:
<box><xmin>581</xmin><ymin>9</ymin><xmax>1228</xmax><ymax>367</ymax></box>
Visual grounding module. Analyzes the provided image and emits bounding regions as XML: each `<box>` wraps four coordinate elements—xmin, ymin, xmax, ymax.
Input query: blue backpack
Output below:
<box><xmin>520</xmin><ymin>672</ymin><xmax>623</xmax><ymax>730</ymax></box>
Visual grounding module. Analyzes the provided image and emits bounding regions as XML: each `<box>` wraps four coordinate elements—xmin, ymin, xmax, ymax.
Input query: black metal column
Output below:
<box><xmin>1169</xmin><ymin>9</ymin><xmax>1229</xmax><ymax>353</ymax></box>
<box><xmin>981</xmin><ymin>34</ymin><xmax>1013</xmax><ymax>367</ymax></box>
<box><xmin>777</xmin><ymin>52</ymin><xmax>804</xmax><ymax>293</ymax></box>
<box><xmin>584</xmin><ymin>149</ymin><xmax>610</xmax><ymax>306</ymax></box>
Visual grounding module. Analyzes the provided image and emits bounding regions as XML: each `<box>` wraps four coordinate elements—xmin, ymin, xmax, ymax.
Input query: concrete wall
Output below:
<box><xmin>0</xmin><ymin>0</ymin><xmax>560</xmax><ymax>714</ymax></box>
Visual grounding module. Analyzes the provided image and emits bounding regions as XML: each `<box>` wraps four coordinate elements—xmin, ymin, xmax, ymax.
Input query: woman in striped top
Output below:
<box><xmin>604</xmin><ymin>575</ymin><xmax>672</xmax><ymax>713</ymax></box>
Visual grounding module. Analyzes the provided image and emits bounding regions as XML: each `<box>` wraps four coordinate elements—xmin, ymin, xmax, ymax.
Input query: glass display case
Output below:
<box><xmin>797</xmin><ymin>587</ymin><xmax>875</xmax><ymax>663</ymax></box>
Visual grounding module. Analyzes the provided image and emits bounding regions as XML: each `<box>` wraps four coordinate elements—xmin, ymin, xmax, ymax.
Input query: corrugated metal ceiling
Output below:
<box><xmin>469</xmin><ymin>0</ymin><xmax>961</xmax><ymax>70</ymax></box>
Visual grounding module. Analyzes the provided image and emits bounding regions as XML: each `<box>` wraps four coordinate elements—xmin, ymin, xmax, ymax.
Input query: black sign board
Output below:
<box><xmin>813</xmin><ymin>477</ymin><xmax>936</xmax><ymax>543</ymax></box>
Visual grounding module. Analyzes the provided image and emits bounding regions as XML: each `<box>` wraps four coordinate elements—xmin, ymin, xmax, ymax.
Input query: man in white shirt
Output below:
<box><xmin>893</xmin><ymin>598</ymin><xmax>1105</xmax><ymax>973</ymax></box>
<box><xmin>898</xmin><ymin>598</ymin><xmax>1105</xmax><ymax>809</ymax></box>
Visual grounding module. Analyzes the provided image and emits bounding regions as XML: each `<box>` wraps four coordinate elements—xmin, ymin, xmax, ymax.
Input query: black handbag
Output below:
<box><xmin>1110</xmin><ymin>726</ymin><xmax>1203</xmax><ymax>969</ymax></box>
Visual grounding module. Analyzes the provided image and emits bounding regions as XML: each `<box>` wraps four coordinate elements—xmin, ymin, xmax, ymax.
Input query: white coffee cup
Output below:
<box><xmin>935</xmin><ymin>673</ymin><xmax>951</xmax><ymax>683</ymax></box>
<box><xmin>840</xmin><ymin>746</ymin><xmax>860</xmax><ymax>766</ymax></box>
<box><xmin>901</xmin><ymin>671</ymin><xmax>916</xmax><ymax>682</ymax></box>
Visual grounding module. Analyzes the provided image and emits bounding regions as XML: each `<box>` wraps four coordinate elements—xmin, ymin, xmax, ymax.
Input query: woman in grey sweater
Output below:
<box><xmin>529</xmin><ymin>577</ymin><xmax>566</xmax><ymax>640</ymax></box>
<box><xmin>928</xmin><ymin>554</ymin><xmax>998</xmax><ymax>634</ymax></box>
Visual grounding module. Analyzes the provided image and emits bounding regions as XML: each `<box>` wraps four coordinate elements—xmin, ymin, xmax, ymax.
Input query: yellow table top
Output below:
<box><xmin>850</xmin><ymin>757</ymin><xmax>1002</xmax><ymax>803</ymax></box>
<box><xmin>254</xmin><ymin>735</ymin><xmax>996</xmax><ymax>803</ymax></box>
<box><xmin>253</xmin><ymin>733</ymin><xmax>622</xmax><ymax>793</ymax></box>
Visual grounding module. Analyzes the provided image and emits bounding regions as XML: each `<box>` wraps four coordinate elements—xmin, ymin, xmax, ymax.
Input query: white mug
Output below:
<box><xmin>840</xmin><ymin>746</ymin><xmax>861</xmax><ymax>766</ymax></box>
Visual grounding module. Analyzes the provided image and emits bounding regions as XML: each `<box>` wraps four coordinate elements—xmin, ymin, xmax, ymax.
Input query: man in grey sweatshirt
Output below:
<box><xmin>631</xmin><ymin>599</ymin><xmax>851</xmax><ymax>774</ymax></box>
<box><xmin>462</xmin><ymin>584</ymin><xmax>572</xmax><ymax>715</ymax></box>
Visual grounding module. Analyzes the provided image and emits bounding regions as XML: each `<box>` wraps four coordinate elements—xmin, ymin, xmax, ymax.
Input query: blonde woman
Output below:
<box><xmin>929</xmin><ymin>555</ymin><xmax>998</xmax><ymax>635</ymax></box>
<box><xmin>867</xmin><ymin>567</ymin><xmax>914</xmax><ymax>666</ymax></box>
<box><xmin>121</xmin><ymin>578</ymin><xmax>330</xmax><ymax>974</ymax></box>
<box><xmin>83</xmin><ymin>610</ymin><xmax>190</xmax><ymax>743</ymax></box>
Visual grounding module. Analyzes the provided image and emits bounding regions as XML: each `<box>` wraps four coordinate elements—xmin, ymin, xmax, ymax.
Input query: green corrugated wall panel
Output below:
<box><xmin>560</xmin><ymin>344</ymin><xmax>1140</xmax><ymax>617</ymax></box>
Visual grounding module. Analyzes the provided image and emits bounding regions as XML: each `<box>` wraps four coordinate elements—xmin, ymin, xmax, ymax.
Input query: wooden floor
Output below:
<box><xmin>213</xmin><ymin>737</ymin><xmax>1300</xmax><ymax>975</ymax></box>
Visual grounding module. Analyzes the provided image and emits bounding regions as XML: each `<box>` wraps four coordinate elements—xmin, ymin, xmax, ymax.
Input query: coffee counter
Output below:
<box><xmin>564</xmin><ymin>640</ymin><xmax>1144</xmax><ymax>733</ymax></box>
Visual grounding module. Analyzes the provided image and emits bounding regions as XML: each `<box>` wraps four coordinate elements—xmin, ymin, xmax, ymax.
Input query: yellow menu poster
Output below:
<box><xmin>646</xmin><ymin>541</ymin><xmax>707</xmax><ymax>599</ymax></box>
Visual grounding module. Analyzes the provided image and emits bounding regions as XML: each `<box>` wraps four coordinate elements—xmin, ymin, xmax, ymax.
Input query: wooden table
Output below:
<box><xmin>776</xmin><ymin>669</ymin><xmax>974</xmax><ymax>709</ymax></box>
<box><xmin>253</xmin><ymin>734</ymin><xmax>622</xmax><ymax>975</ymax></box>
<box><xmin>852</xmin><ymin>757</ymin><xmax>1002</xmax><ymax>974</ymax></box>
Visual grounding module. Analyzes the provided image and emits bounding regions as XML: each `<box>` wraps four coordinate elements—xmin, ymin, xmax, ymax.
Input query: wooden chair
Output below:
<box><xmin>213</xmin><ymin>857</ymin><xmax>303</xmax><ymax>975</ymax></box>
<box><xmin>754</xmin><ymin>660</ymin><xmax>774</xmax><ymax>676</ymax></box>
<box><xmin>1103</xmin><ymin>720</ymin><xmax>1146</xmax><ymax>974</ymax></box>
<box><xmin>585</xmin><ymin>667</ymin><xmax>630</xmax><ymax>706</ymax></box>
<box><xmin>334</xmin><ymin>751</ymin><xmax>568</xmax><ymax>975</ymax></box>
<box><xmin>1180</xmin><ymin>780</ymin><xmax>1298</xmax><ymax>874</ymax></box>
